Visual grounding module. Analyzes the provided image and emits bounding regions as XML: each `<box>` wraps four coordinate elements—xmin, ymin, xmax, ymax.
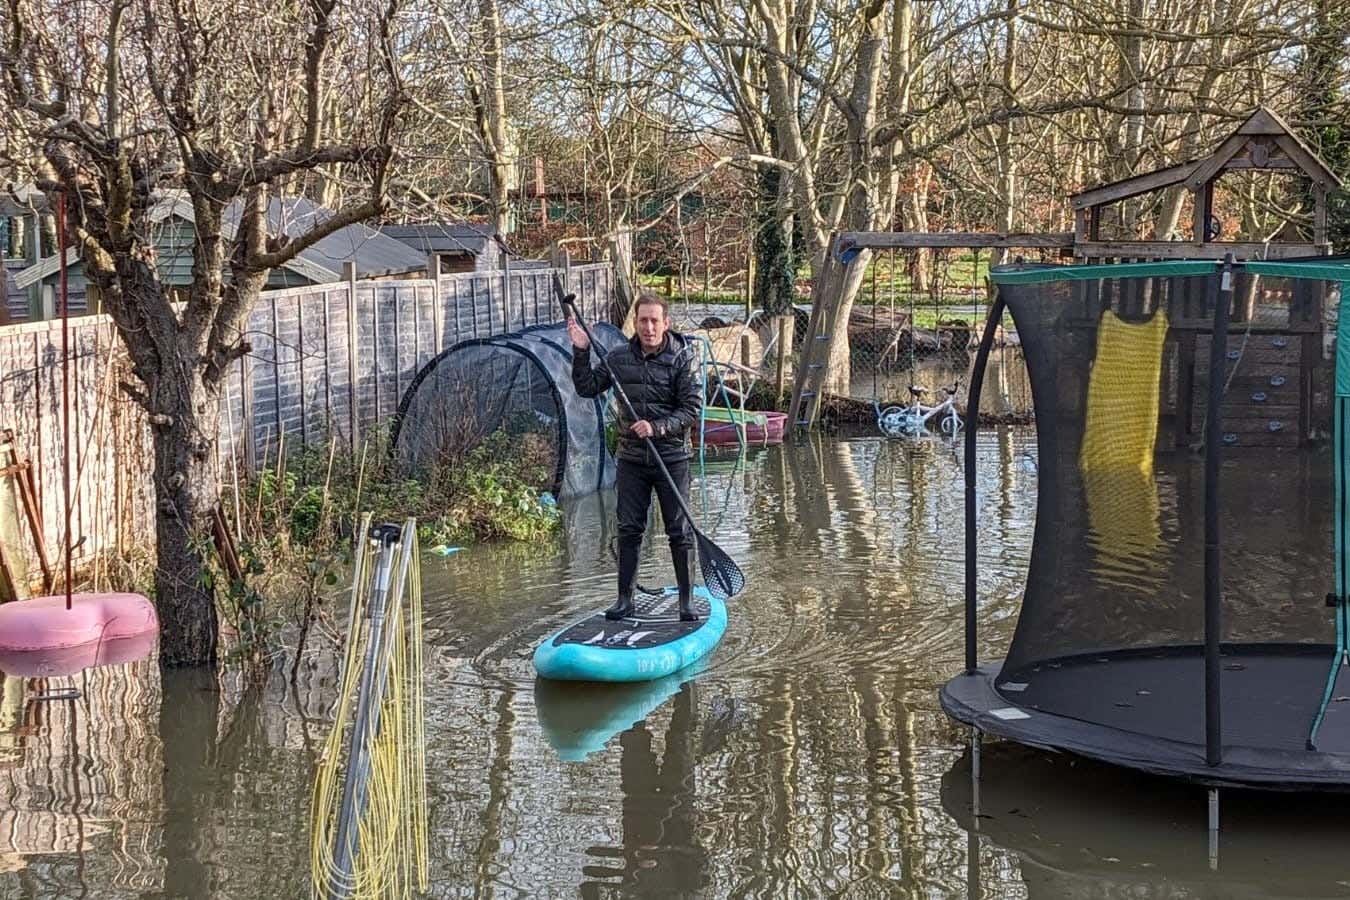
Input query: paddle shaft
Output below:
<box><xmin>558</xmin><ymin>294</ymin><xmax>704</xmax><ymax>533</ymax></box>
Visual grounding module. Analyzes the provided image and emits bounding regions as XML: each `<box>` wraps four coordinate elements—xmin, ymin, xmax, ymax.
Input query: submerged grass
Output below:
<box><xmin>211</xmin><ymin>422</ymin><xmax>563</xmax><ymax>675</ymax></box>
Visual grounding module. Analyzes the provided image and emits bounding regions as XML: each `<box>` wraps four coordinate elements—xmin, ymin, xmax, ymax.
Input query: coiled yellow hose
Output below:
<box><xmin>310</xmin><ymin>515</ymin><xmax>428</xmax><ymax>899</ymax></box>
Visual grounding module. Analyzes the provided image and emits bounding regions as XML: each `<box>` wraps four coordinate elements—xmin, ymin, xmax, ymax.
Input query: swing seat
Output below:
<box><xmin>0</xmin><ymin>592</ymin><xmax>158</xmax><ymax>675</ymax></box>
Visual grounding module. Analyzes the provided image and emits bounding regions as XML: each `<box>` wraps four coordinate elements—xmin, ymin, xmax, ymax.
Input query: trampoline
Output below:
<box><xmin>942</xmin><ymin>256</ymin><xmax>1350</xmax><ymax>790</ymax></box>
<box><xmin>391</xmin><ymin>321</ymin><xmax>627</xmax><ymax>500</ymax></box>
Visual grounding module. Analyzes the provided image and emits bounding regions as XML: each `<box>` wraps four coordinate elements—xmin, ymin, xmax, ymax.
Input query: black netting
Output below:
<box><xmin>995</xmin><ymin>269</ymin><xmax>1337</xmax><ymax>703</ymax></box>
<box><xmin>392</xmin><ymin>322</ymin><xmax>627</xmax><ymax>499</ymax></box>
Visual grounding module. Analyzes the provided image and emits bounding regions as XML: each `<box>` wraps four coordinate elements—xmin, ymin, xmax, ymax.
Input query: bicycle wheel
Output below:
<box><xmin>940</xmin><ymin>409</ymin><xmax>963</xmax><ymax>436</ymax></box>
<box><xmin>878</xmin><ymin>407</ymin><xmax>907</xmax><ymax>437</ymax></box>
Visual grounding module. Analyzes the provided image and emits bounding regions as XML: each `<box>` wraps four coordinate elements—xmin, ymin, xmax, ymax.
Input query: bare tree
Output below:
<box><xmin>0</xmin><ymin>0</ymin><xmax>406</xmax><ymax>666</ymax></box>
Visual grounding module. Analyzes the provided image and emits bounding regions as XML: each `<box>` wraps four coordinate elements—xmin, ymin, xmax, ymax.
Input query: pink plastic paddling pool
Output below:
<box><xmin>698</xmin><ymin>411</ymin><xmax>787</xmax><ymax>445</ymax></box>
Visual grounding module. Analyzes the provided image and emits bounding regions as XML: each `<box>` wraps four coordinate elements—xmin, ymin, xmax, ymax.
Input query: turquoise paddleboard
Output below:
<box><xmin>532</xmin><ymin>586</ymin><xmax>727</xmax><ymax>683</ymax></box>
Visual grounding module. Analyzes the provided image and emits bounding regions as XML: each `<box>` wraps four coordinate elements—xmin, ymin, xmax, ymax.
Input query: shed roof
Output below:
<box><xmin>13</xmin><ymin>192</ymin><xmax>426</xmax><ymax>289</ymax></box>
<box><xmin>380</xmin><ymin>223</ymin><xmax>497</xmax><ymax>256</ymax></box>
<box><xmin>224</xmin><ymin>196</ymin><xmax>428</xmax><ymax>279</ymax></box>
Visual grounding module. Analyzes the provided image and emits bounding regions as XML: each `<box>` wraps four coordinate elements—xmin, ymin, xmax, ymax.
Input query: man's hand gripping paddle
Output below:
<box><xmin>553</xmin><ymin>275</ymin><xmax>745</xmax><ymax>601</ymax></box>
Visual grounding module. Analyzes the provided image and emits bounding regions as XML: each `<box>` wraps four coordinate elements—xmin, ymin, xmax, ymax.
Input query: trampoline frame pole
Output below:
<box><xmin>964</xmin><ymin>294</ymin><xmax>1007</xmax><ymax>674</ymax></box>
<box><xmin>1204</xmin><ymin>256</ymin><xmax>1234</xmax><ymax>768</ymax></box>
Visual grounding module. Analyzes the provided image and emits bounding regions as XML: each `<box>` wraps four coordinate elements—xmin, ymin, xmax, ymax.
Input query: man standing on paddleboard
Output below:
<box><xmin>569</xmin><ymin>293</ymin><xmax>703</xmax><ymax>622</ymax></box>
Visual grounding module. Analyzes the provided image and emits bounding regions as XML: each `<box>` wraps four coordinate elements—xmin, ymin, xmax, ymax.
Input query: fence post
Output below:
<box><xmin>345</xmin><ymin>261</ymin><xmax>360</xmax><ymax>450</ymax></box>
<box><xmin>774</xmin><ymin>315</ymin><xmax>790</xmax><ymax>404</ymax></box>
<box><xmin>241</xmin><ymin>339</ymin><xmax>256</xmax><ymax>477</ymax></box>
<box><xmin>321</xmin><ymin>288</ymin><xmax>333</xmax><ymax>439</ymax></box>
<box><xmin>501</xmin><ymin>241</ymin><xmax>513</xmax><ymax>330</ymax></box>
<box><xmin>296</xmin><ymin>291</ymin><xmax>307</xmax><ymax>443</ymax></box>
<box><xmin>428</xmin><ymin>254</ymin><xmax>443</xmax><ymax>356</ymax></box>
<box><xmin>745</xmin><ymin>244</ymin><xmax>754</xmax><ymax>321</ymax></box>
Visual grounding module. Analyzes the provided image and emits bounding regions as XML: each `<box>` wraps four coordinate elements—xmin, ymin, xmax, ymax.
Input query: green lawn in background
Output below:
<box><xmin>636</xmin><ymin>251</ymin><xmax>994</xmax><ymax>311</ymax></box>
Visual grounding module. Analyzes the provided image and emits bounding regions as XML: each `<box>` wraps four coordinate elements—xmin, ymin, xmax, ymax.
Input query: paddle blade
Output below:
<box><xmin>696</xmin><ymin>532</ymin><xmax>745</xmax><ymax>600</ymax></box>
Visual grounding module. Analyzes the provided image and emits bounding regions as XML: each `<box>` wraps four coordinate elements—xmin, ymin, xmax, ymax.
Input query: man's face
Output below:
<box><xmin>635</xmin><ymin>302</ymin><xmax>669</xmax><ymax>351</ymax></box>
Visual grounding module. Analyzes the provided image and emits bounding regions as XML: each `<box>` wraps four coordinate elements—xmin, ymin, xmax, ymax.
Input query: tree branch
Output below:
<box><xmin>225</xmin><ymin>145</ymin><xmax>386</xmax><ymax>192</ymax></box>
<box><xmin>249</xmin><ymin>196</ymin><xmax>384</xmax><ymax>270</ymax></box>
<box><xmin>302</xmin><ymin>0</ymin><xmax>338</xmax><ymax>151</ymax></box>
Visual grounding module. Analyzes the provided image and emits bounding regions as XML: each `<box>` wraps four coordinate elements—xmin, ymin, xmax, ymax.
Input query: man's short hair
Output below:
<box><xmin>634</xmin><ymin>291</ymin><xmax>670</xmax><ymax>318</ymax></box>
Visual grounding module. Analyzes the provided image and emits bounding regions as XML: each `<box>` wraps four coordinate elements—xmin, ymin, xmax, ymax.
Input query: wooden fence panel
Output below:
<box><xmin>273</xmin><ymin>292</ymin><xmax>306</xmax><ymax>448</ymax></box>
<box><xmin>0</xmin><ymin>263</ymin><xmax>615</xmax><ymax>579</ymax></box>
<box><xmin>324</xmin><ymin>287</ymin><xmax>354</xmax><ymax>448</ymax></box>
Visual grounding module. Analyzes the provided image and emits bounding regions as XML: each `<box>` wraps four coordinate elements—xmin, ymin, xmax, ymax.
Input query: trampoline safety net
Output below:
<box><xmin>990</xmin><ymin>259</ymin><xmax>1350</xmax><ymax>753</ymax></box>
<box><xmin>391</xmin><ymin>321</ymin><xmax>628</xmax><ymax>499</ymax></box>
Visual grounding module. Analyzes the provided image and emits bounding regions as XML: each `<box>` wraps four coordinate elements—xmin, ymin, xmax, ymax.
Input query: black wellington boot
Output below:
<box><xmin>606</xmin><ymin>540</ymin><xmax>640</xmax><ymax>620</ymax></box>
<box><xmin>674</xmin><ymin>548</ymin><xmax>698</xmax><ymax>622</ymax></box>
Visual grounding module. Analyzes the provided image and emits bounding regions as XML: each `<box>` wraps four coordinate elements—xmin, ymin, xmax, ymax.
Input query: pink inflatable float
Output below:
<box><xmin>0</xmin><ymin>593</ymin><xmax>158</xmax><ymax>676</ymax></box>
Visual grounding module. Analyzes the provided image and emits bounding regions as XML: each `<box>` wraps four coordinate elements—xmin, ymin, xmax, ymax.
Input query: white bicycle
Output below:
<box><xmin>874</xmin><ymin>382</ymin><xmax>964</xmax><ymax>438</ymax></box>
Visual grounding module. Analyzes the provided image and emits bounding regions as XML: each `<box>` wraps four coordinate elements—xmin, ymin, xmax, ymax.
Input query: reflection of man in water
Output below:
<box><xmin>583</xmin><ymin>685</ymin><xmax>707</xmax><ymax>897</ymax></box>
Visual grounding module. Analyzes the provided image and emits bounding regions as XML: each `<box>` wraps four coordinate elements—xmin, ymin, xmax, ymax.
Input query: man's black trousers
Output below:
<box><xmin>616</xmin><ymin>457</ymin><xmax>693</xmax><ymax>552</ymax></box>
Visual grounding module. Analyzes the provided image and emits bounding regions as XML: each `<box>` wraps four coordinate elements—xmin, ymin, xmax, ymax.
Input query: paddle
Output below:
<box><xmin>553</xmin><ymin>275</ymin><xmax>745</xmax><ymax>601</ymax></box>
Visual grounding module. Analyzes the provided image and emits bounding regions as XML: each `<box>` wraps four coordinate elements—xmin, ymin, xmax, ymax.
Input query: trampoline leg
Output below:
<box><xmin>968</xmin><ymin>728</ymin><xmax>983</xmax><ymax>900</ymax></box>
<box><xmin>1207</xmin><ymin>788</ymin><xmax>1220</xmax><ymax>871</ymax></box>
<box><xmin>967</xmin><ymin>827</ymin><xmax>981</xmax><ymax>900</ymax></box>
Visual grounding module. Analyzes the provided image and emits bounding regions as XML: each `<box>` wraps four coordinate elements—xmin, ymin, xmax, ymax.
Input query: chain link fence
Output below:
<box><xmin>662</xmin><ymin>249</ymin><xmax>1037</xmax><ymax>432</ymax></box>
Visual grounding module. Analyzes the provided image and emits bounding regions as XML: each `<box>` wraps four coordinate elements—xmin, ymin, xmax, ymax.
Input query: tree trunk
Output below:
<box><xmin>151</xmin><ymin>361</ymin><xmax>223</xmax><ymax>667</ymax></box>
<box><xmin>606</xmin><ymin>225</ymin><xmax>638</xmax><ymax>328</ymax></box>
<box><xmin>883</xmin><ymin>0</ymin><xmax>931</xmax><ymax>290</ymax></box>
<box><xmin>991</xmin><ymin>0</ymin><xmax>1019</xmax><ymax>269</ymax></box>
<box><xmin>1116</xmin><ymin>0</ymin><xmax>1148</xmax><ymax>235</ymax></box>
<box><xmin>754</xmin><ymin>165</ymin><xmax>796</xmax><ymax>315</ymax></box>
<box><xmin>817</xmin><ymin>13</ymin><xmax>888</xmax><ymax>395</ymax></box>
<box><xmin>820</xmin><ymin>248</ymin><xmax>874</xmax><ymax>395</ymax></box>
<box><xmin>901</xmin><ymin>173</ymin><xmax>931</xmax><ymax>292</ymax></box>
<box><xmin>480</xmin><ymin>0</ymin><xmax>513</xmax><ymax>238</ymax></box>
<box><xmin>1296</xmin><ymin>0</ymin><xmax>1350</xmax><ymax>250</ymax></box>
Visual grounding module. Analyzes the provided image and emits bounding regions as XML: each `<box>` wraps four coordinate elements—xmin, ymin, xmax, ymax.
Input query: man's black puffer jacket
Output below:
<box><xmin>572</xmin><ymin>331</ymin><xmax>701</xmax><ymax>464</ymax></box>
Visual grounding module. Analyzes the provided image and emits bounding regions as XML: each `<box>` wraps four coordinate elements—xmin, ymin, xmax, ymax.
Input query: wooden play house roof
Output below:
<box><xmin>1071</xmin><ymin>107</ymin><xmax>1344</xmax><ymax>260</ymax></box>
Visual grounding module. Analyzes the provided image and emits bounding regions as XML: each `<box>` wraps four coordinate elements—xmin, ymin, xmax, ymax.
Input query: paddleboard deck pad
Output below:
<box><xmin>533</xmin><ymin>586</ymin><xmax>727</xmax><ymax>682</ymax></box>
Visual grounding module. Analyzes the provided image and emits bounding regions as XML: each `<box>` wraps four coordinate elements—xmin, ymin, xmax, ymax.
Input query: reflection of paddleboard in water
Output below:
<box><xmin>532</xmin><ymin>586</ymin><xmax>726</xmax><ymax>683</ymax></box>
<box><xmin>534</xmin><ymin>664</ymin><xmax>704</xmax><ymax>761</ymax></box>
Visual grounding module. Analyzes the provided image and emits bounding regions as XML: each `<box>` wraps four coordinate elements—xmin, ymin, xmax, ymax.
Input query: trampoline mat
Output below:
<box><xmin>999</xmin><ymin>646</ymin><xmax>1336</xmax><ymax>752</ymax></box>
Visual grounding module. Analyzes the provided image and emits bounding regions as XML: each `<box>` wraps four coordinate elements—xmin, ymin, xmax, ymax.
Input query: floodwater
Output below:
<box><xmin>3</xmin><ymin>431</ymin><xmax>1350</xmax><ymax>898</ymax></box>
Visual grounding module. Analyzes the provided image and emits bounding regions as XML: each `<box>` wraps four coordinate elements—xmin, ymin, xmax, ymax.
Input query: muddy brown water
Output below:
<box><xmin>1</xmin><ymin>430</ymin><xmax>1349</xmax><ymax>898</ymax></box>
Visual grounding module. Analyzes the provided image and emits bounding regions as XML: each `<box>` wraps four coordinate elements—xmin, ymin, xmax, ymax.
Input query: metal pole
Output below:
<box><xmin>56</xmin><ymin>192</ymin><xmax>71</xmax><ymax>609</ymax></box>
<box><xmin>330</xmin><ymin>522</ymin><xmax>402</xmax><ymax>900</ymax></box>
<box><xmin>968</xmin><ymin>728</ymin><xmax>983</xmax><ymax>899</ymax></box>
<box><xmin>1207</xmin><ymin>787</ymin><xmax>1220</xmax><ymax>870</ymax></box>
<box><xmin>964</xmin><ymin>295</ymin><xmax>1007</xmax><ymax>673</ymax></box>
<box><xmin>1204</xmin><ymin>256</ymin><xmax>1233</xmax><ymax>768</ymax></box>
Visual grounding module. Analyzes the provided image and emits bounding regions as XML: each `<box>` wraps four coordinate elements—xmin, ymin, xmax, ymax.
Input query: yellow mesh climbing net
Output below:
<box><xmin>310</xmin><ymin>514</ymin><xmax>428</xmax><ymax>899</ymax></box>
<box><xmin>1080</xmin><ymin>310</ymin><xmax>1169</xmax><ymax>585</ymax></box>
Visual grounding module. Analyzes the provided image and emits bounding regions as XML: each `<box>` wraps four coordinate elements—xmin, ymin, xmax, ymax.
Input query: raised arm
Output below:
<box><xmin>569</xmin><ymin>322</ymin><xmax>612</xmax><ymax>398</ymax></box>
